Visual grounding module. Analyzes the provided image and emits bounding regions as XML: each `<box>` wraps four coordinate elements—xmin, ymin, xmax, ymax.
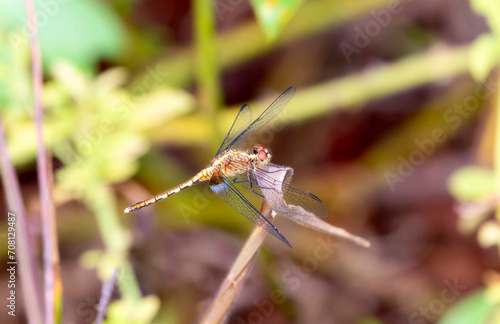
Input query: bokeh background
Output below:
<box><xmin>1</xmin><ymin>0</ymin><xmax>500</xmax><ymax>323</ymax></box>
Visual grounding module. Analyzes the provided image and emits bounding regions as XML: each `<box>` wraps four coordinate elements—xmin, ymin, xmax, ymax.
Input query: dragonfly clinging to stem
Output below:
<box><xmin>125</xmin><ymin>87</ymin><xmax>328</xmax><ymax>247</ymax></box>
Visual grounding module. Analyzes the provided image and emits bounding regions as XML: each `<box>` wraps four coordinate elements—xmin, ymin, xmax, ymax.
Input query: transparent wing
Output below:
<box><xmin>215</xmin><ymin>104</ymin><xmax>253</xmax><ymax>157</ymax></box>
<box><xmin>219</xmin><ymin>87</ymin><xmax>296</xmax><ymax>153</ymax></box>
<box><xmin>209</xmin><ymin>171</ymin><xmax>292</xmax><ymax>247</ymax></box>
<box><xmin>234</xmin><ymin>164</ymin><xmax>328</xmax><ymax>219</ymax></box>
<box><xmin>232</xmin><ymin>173</ymin><xmax>264</xmax><ymax>199</ymax></box>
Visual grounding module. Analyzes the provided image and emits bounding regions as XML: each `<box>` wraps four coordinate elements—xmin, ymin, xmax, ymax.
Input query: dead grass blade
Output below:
<box><xmin>24</xmin><ymin>0</ymin><xmax>62</xmax><ymax>322</ymax></box>
<box><xmin>0</xmin><ymin>113</ymin><xmax>44</xmax><ymax>324</ymax></box>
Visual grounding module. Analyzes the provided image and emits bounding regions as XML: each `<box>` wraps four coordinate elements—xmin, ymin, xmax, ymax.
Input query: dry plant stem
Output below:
<box><xmin>199</xmin><ymin>203</ymin><xmax>274</xmax><ymax>324</ymax></box>
<box><xmin>24</xmin><ymin>0</ymin><xmax>62</xmax><ymax>322</ymax></box>
<box><xmin>0</xmin><ymin>114</ymin><xmax>44</xmax><ymax>324</ymax></box>
<box><xmin>95</xmin><ymin>269</ymin><xmax>119</xmax><ymax>324</ymax></box>
<box><xmin>199</xmin><ymin>166</ymin><xmax>370</xmax><ymax>322</ymax></box>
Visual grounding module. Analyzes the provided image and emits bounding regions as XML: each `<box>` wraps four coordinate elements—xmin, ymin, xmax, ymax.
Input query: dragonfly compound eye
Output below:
<box><xmin>253</xmin><ymin>144</ymin><xmax>265</xmax><ymax>155</ymax></box>
<box><xmin>258</xmin><ymin>150</ymin><xmax>268</xmax><ymax>161</ymax></box>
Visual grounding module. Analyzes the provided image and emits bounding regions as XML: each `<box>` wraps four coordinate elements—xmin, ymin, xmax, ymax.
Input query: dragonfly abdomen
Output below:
<box><xmin>124</xmin><ymin>167</ymin><xmax>213</xmax><ymax>213</ymax></box>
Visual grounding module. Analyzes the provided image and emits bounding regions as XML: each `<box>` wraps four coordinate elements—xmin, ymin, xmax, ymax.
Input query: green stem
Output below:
<box><xmin>287</xmin><ymin>45</ymin><xmax>471</xmax><ymax>122</ymax></box>
<box><xmin>193</xmin><ymin>0</ymin><xmax>222</xmax><ymax>151</ymax></box>
<box><xmin>87</xmin><ymin>184</ymin><xmax>142</xmax><ymax>301</ymax></box>
<box><xmin>150</xmin><ymin>45</ymin><xmax>471</xmax><ymax>146</ymax></box>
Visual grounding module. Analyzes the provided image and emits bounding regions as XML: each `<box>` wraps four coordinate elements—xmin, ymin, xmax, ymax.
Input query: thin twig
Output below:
<box><xmin>0</xmin><ymin>113</ymin><xmax>44</xmax><ymax>324</ymax></box>
<box><xmin>24</xmin><ymin>0</ymin><xmax>61</xmax><ymax>323</ymax></box>
<box><xmin>199</xmin><ymin>203</ymin><xmax>274</xmax><ymax>324</ymax></box>
<box><xmin>95</xmin><ymin>269</ymin><xmax>119</xmax><ymax>324</ymax></box>
<box><xmin>200</xmin><ymin>163</ymin><xmax>371</xmax><ymax>323</ymax></box>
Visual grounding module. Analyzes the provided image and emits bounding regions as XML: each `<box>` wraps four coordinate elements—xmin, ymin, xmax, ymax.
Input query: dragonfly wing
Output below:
<box><xmin>250</xmin><ymin>165</ymin><xmax>328</xmax><ymax>219</ymax></box>
<box><xmin>216</xmin><ymin>104</ymin><xmax>253</xmax><ymax>157</ymax></box>
<box><xmin>222</xmin><ymin>87</ymin><xmax>296</xmax><ymax>152</ymax></box>
<box><xmin>232</xmin><ymin>172</ymin><xmax>264</xmax><ymax>199</ymax></box>
<box><xmin>209</xmin><ymin>171</ymin><xmax>291</xmax><ymax>247</ymax></box>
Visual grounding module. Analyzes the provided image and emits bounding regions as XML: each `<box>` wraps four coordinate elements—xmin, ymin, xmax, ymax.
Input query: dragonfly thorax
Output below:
<box><xmin>213</xmin><ymin>145</ymin><xmax>272</xmax><ymax>178</ymax></box>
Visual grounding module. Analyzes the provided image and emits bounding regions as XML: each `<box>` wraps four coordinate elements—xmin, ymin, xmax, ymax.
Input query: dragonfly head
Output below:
<box><xmin>253</xmin><ymin>144</ymin><xmax>272</xmax><ymax>167</ymax></box>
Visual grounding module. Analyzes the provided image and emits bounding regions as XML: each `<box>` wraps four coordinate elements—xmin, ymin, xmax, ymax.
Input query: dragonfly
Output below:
<box><xmin>124</xmin><ymin>87</ymin><xmax>328</xmax><ymax>247</ymax></box>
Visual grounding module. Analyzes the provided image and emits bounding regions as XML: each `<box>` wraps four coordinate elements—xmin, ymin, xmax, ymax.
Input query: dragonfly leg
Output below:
<box><xmin>257</xmin><ymin>167</ymin><xmax>283</xmax><ymax>174</ymax></box>
<box><xmin>232</xmin><ymin>176</ymin><xmax>244</xmax><ymax>184</ymax></box>
<box><xmin>248</xmin><ymin>173</ymin><xmax>264</xmax><ymax>198</ymax></box>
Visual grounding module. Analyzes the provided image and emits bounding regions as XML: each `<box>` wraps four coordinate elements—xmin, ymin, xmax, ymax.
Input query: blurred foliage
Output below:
<box><xmin>447</xmin><ymin>0</ymin><xmax>500</xmax><ymax>323</ymax></box>
<box><xmin>470</xmin><ymin>0</ymin><xmax>500</xmax><ymax>35</ymax></box>
<box><xmin>2</xmin><ymin>0</ymin><xmax>500</xmax><ymax>322</ymax></box>
<box><xmin>0</xmin><ymin>30</ymin><xmax>31</xmax><ymax>110</ymax></box>
<box><xmin>0</xmin><ymin>0</ymin><xmax>300</xmax><ymax>321</ymax></box>
<box><xmin>104</xmin><ymin>296</ymin><xmax>161</xmax><ymax>324</ymax></box>
<box><xmin>45</xmin><ymin>61</ymin><xmax>191</xmax><ymax>321</ymax></box>
<box><xmin>448</xmin><ymin>166</ymin><xmax>496</xmax><ymax>202</ymax></box>
<box><xmin>0</xmin><ymin>0</ymin><xmax>126</xmax><ymax>74</ymax></box>
<box><xmin>250</xmin><ymin>0</ymin><xmax>304</xmax><ymax>40</ymax></box>
<box><xmin>438</xmin><ymin>290</ymin><xmax>496</xmax><ymax>324</ymax></box>
<box><xmin>469</xmin><ymin>33</ymin><xmax>500</xmax><ymax>82</ymax></box>
<box><xmin>0</xmin><ymin>0</ymin><xmax>192</xmax><ymax>321</ymax></box>
<box><xmin>469</xmin><ymin>0</ymin><xmax>500</xmax><ymax>81</ymax></box>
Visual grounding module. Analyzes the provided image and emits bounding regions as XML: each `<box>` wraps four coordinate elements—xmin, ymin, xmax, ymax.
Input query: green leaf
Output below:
<box><xmin>469</xmin><ymin>34</ymin><xmax>500</xmax><ymax>82</ymax></box>
<box><xmin>250</xmin><ymin>0</ymin><xmax>304</xmax><ymax>41</ymax></box>
<box><xmin>448</xmin><ymin>166</ymin><xmax>496</xmax><ymax>201</ymax></box>
<box><xmin>0</xmin><ymin>0</ymin><xmax>126</xmax><ymax>74</ymax></box>
<box><xmin>105</xmin><ymin>296</ymin><xmax>160</xmax><ymax>324</ymax></box>
<box><xmin>437</xmin><ymin>289</ymin><xmax>495</xmax><ymax>324</ymax></box>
